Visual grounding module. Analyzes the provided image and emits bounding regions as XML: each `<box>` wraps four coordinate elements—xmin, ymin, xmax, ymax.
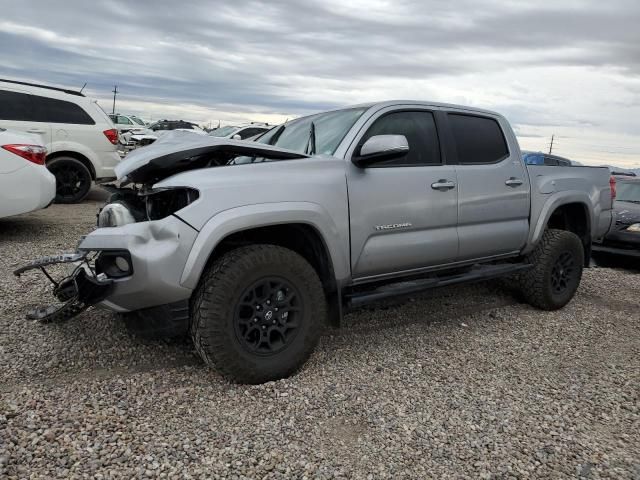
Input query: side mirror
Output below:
<box><xmin>352</xmin><ymin>135</ymin><xmax>409</xmax><ymax>167</ymax></box>
<box><xmin>231</xmin><ymin>134</ymin><xmax>242</xmax><ymax>140</ymax></box>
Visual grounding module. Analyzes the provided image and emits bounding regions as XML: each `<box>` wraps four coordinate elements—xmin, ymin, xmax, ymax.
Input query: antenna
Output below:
<box><xmin>111</xmin><ymin>85</ymin><xmax>118</xmax><ymax>115</ymax></box>
<box><xmin>548</xmin><ymin>134</ymin><xmax>555</xmax><ymax>154</ymax></box>
<box><xmin>79</xmin><ymin>82</ymin><xmax>87</xmax><ymax>94</ymax></box>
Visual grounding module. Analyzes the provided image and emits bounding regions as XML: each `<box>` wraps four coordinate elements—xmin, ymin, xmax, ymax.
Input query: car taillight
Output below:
<box><xmin>103</xmin><ymin>128</ymin><xmax>118</xmax><ymax>145</ymax></box>
<box><xmin>1</xmin><ymin>144</ymin><xmax>47</xmax><ymax>165</ymax></box>
<box><xmin>610</xmin><ymin>176</ymin><xmax>617</xmax><ymax>200</ymax></box>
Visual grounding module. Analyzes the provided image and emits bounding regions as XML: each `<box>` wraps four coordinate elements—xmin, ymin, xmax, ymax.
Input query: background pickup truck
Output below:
<box><xmin>16</xmin><ymin>101</ymin><xmax>615</xmax><ymax>384</ymax></box>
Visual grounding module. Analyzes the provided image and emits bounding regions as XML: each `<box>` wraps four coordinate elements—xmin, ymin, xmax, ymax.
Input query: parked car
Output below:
<box><xmin>208</xmin><ymin>122</ymin><xmax>271</xmax><ymax>140</ymax></box>
<box><xmin>130</xmin><ymin>115</ymin><xmax>150</xmax><ymax>127</ymax></box>
<box><xmin>15</xmin><ymin>101</ymin><xmax>614</xmax><ymax>384</ymax></box>
<box><xmin>108</xmin><ymin>114</ymin><xmax>152</xmax><ymax>134</ymax></box>
<box><xmin>0</xmin><ymin>79</ymin><xmax>121</xmax><ymax>203</ymax></box>
<box><xmin>593</xmin><ymin>176</ymin><xmax>640</xmax><ymax>257</ymax></box>
<box><xmin>523</xmin><ymin>151</ymin><xmax>572</xmax><ymax>166</ymax></box>
<box><xmin>0</xmin><ymin>128</ymin><xmax>55</xmax><ymax>218</ymax></box>
<box><xmin>149</xmin><ymin>120</ymin><xmax>205</xmax><ymax>134</ymax></box>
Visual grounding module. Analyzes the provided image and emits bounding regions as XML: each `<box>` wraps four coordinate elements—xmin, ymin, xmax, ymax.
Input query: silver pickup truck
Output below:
<box><xmin>15</xmin><ymin>101</ymin><xmax>614</xmax><ymax>384</ymax></box>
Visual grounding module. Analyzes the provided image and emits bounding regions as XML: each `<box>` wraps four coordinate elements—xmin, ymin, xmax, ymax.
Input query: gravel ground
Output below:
<box><xmin>1</xmin><ymin>190</ymin><xmax>639</xmax><ymax>479</ymax></box>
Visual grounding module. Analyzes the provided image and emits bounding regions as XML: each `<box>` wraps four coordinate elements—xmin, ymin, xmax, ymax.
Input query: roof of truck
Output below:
<box><xmin>347</xmin><ymin>100</ymin><xmax>503</xmax><ymax>117</ymax></box>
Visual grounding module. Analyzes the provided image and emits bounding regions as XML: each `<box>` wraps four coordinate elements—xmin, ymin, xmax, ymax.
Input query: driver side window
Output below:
<box><xmin>360</xmin><ymin>110</ymin><xmax>441</xmax><ymax>166</ymax></box>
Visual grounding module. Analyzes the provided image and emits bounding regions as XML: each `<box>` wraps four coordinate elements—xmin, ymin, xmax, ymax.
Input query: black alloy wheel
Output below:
<box><xmin>550</xmin><ymin>251</ymin><xmax>576</xmax><ymax>295</ymax></box>
<box><xmin>234</xmin><ymin>277</ymin><xmax>302</xmax><ymax>355</ymax></box>
<box><xmin>48</xmin><ymin>157</ymin><xmax>92</xmax><ymax>204</ymax></box>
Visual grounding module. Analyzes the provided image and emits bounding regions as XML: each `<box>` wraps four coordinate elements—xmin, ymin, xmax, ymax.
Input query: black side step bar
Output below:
<box><xmin>344</xmin><ymin>263</ymin><xmax>531</xmax><ymax>309</ymax></box>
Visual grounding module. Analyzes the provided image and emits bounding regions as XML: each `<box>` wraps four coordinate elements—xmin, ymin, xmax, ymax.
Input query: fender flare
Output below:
<box><xmin>179</xmin><ymin>202</ymin><xmax>349</xmax><ymax>289</ymax></box>
<box><xmin>524</xmin><ymin>190</ymin><xmax>593</xmax><ymax>254</ymax></box>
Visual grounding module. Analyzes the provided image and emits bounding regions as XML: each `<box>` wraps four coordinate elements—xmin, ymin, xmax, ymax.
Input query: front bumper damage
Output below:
<box><xmin>13</xmin><ymin>252</ymin><xmax>114</xmax><ymax>322</ymax></box>
<box><xmin>14</xmin><ymin>215</ymin><xmax>198</xmax><ymax>322</ymax></box>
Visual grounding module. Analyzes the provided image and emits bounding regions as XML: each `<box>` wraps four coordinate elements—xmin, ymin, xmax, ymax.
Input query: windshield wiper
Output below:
<box><xmin>305</xmin><ymin>121</ymin><xmax>316</xmax><ymax>155</ymax></box>
<box><xmin>618</xmin><ymin>199</ymin><xmax>640</xmax><ymax>204</ymax></box>
<box><xmin>267</xmin><ymin>123</ymin><xmax>286</xmax><ymax>145</ymax></box>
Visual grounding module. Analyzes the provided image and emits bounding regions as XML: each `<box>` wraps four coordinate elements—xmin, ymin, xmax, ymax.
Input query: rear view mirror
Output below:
<box><xmin>352</xmin><ymin>135</ymin><xmax>409</xmax><ymax>167</ymax></box>
<box><xmin>232</xmin><ymin>134</ymin><xmax>242</xmax><ymax>140</ymax></box>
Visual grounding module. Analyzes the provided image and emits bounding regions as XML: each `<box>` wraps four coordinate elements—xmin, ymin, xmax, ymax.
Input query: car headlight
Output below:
<box><xmin>98</xmin><ymin>202</ymin><xmax>137</xmax><ymax>228</ymax></box>
<box><xmin>626</xmin><ymin>223</ymin><xmax>640</xmax><ymax>232</ymax></box>
<box><xmin>97</xmin><ymin>187</ymin><xmax>198</xmax><ymax>227</ymax></box>
<box><xmin>143</xmin><ymin>187</ymin><xmax>199</xmax><ymax>221</ymax></box>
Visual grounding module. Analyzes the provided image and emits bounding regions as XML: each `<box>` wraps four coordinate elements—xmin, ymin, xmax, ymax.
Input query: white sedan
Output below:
<box><xmin>0</xmin><ymin>128</ymin><xmax>56</xmax><ymax>218</ymax></box>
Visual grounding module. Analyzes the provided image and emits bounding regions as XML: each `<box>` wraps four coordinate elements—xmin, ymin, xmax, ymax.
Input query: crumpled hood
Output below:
<box><xmin>115</xmin><ymin>130</ymin><xmax>308</xmax><ymax>183</ymax></box>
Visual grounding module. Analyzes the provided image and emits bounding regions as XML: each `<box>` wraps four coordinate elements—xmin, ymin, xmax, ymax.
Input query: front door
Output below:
<box><xmin>346</xmin><ymin>108</ymin><xmax>459</xmax><ymax>280</ymax></box>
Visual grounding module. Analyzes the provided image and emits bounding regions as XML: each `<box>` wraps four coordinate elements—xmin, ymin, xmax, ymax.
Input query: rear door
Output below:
<box><xmin>0</xmin><ymin>89</ymin><xmax>52</xmax><ymax>145</ymax></box>
<box><xmin>445</xmin><ymin>112</ymin><xmax>530</xmax><ymax>260</ymax></box>
<box><xmin>346</xmin><ymin>107</ymin><xmax>459</xmax><ymax>279</ymax></box>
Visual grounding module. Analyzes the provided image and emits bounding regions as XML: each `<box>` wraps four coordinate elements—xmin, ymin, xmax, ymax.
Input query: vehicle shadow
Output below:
<box><xmin>592</xmin><ymin>253</ymin><xmax>640</xmax><ymax>272</ymax></box>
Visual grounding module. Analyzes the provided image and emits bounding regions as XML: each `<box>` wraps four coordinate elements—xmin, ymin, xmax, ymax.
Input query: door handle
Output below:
<box><xmin>27</xmin><ymin>129</ymin><xmax>46</xmax><ymax>134</ymax></box>
<box><xmin>505</xmin><ymin>177</ymin><xmax>523</xmax><ymax>187</ymax></box>
<box><xmin>431</xmin><ymin>180</ymin><xmax>456</xmax><ymax>191</ymax></box>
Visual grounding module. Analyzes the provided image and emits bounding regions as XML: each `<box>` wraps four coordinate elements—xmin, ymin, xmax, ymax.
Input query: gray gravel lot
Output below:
<box><xmin>1</xmin><ymin>189</ymin><xmax>639</xmax><ymax>479</ymax></box>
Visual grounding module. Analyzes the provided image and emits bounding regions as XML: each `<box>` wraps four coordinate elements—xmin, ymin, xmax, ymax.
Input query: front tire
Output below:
<box><xmin>47</xmin><ymin>156</ymin><xmax>92</xmax><ymax>204</ymax></box>
<box><xmin>517</xmin><ymin>229</ymin><xmax>584</xmax><ymax>310</ymax></box>
<box><xmin>190</xmin><ymin>245</ymin><xmax>326</xmax><ymax>384</ymax></box>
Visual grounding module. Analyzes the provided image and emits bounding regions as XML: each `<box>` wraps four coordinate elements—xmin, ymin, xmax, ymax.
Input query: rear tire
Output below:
<box><xmin>190</xmin><ymin>245</ymin><xmax>326</xmax><ymax>384</ymax></box>
<box><xmin>516</xmin><ymin>229</ymin><xmax>584</xmax><ymax>310</ymax></box>
<box><xmin>47</xmin><ymin>156</ymin><xmax>92</xmax><ymax>204</ymax></box>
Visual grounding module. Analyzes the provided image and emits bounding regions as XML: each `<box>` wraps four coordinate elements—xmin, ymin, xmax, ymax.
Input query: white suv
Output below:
<box><xmin>0</xmin><ymin>79</ymin><xmax>121</xmax><ymax>203</ymax></box>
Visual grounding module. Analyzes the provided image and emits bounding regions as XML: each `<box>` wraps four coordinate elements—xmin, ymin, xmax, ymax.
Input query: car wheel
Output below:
<box><xmin>517</xmin><ymin>229</ymin><xmax>584</xmax><ymax>310</ymax></box>
<box><xmin>190</xmin><ymin>244</ymin><xmax>326</xmax><ymax>384</ymax></box>
<box><xmin>47</xmin><ymin>156</ymin><xmax>92</xmax><ymax>204</ymax></box>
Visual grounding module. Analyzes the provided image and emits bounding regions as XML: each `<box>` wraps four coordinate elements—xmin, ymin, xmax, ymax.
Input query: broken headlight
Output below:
<box><xmin>98</xmin><ymin>202</ymin><xmax>139</xmax><ymax>228</ymax></box>
<box><xmin>144</xmin><ymin>187</ymin><xmax>199</xmax><ymax>221</ymax></box>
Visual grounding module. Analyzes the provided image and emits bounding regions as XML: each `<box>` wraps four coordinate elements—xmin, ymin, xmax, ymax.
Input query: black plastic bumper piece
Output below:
<box><xmin>24</xmin><ymin>268</ymin><xmax>114</xmax><ymax>323</ymax></box>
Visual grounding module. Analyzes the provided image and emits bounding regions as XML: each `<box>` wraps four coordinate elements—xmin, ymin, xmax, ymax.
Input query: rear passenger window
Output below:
<box><xmin>360</xmin><ymin>111</ymin><xmax>441</xmax><ymax>166</ymax></box>
<box><xmin>32</xmin><ymin>96</ymin><xmax>95</xmax><ymax>125</ymax></box>
<box><xmin>448</xmin><ymin>114</ymin><xmax>509</xmax><ymax>164</ymax></box>
<box><xmin>0</xmin><ymin>90</ymin><xmax>35</xmax><ymax>121</ymax></box>
<box><xmin>0</xmin><ymin>90</ymin><xmax>95</xmax><ymax>125</ymax></box>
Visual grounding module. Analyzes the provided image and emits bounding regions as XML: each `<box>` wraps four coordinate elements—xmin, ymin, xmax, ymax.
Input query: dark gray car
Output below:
<box><xmin>593</xmin><ymin>176</ymin><xmax>640</xmax><ymax>257</ymax></box>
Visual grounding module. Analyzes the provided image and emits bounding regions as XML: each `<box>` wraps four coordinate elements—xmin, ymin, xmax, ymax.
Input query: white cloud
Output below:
<box><xmin>1</xmin><ymin>0</ymin><xmax>639</xmax><ymax>168</ymax></box>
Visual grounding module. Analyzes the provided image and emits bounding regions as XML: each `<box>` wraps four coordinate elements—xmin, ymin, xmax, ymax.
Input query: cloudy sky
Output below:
<box><xmin>3</xmin><ymin>0</ymin><xmax>639</xmax><ymax>167</ymax></box>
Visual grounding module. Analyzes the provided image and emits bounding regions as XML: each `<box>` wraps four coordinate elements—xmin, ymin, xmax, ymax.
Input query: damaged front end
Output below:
<box><xmin>14</xmin><ymin>134</ymin><xmax>307</xmax><ymax>323</ymax></box>
<box><xmin>13</xmin><ymin>252</ymin><xmax>116</xmax><ymax>322</ymax></box>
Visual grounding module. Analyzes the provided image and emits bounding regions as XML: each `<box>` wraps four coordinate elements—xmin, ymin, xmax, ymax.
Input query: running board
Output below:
<box><xmin>344</xmin><ymin>263</ymin><xmax>531</xmax><ymax>309</ymax></box>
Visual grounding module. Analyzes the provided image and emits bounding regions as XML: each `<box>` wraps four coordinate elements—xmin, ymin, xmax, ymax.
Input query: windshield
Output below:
<box><xmin>617</xmin><ymin>182</ymin><xmax>640</xmax><ymax>202</ymax></box>
<box><xmin>209</xmin><ymin>126</ymin><xmax>238</xmax><ymax>137</ymax></box>
<box><xmin>132</xmin><ymin>117</ymin><xmax>146</xmax><ymax>126</ymax></box>
<box><xmin>258</xmin><ymin>107</ymin><xmax>368</xmax><ymax>155</ymax></box>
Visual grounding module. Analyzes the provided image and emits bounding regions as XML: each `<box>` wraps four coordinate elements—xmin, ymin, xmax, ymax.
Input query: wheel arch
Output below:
<box><xmin>527</xmin><ymin>193</ymin><xmax>593</xmax><ymax>263</ymax></box>
<box><xmin>207</xmin><ymin>223</ymin><xmax>342</xmax><ymax>326</ymax></box>
<box><xmin>47</xmin><ymin>150</ymin><xmax>96</xmax><ymax>180</ymax></box>
<box><xmin>180</xmin><ymin>203</ymin><xmax>350</xmax><ymax>326</ymax></box>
